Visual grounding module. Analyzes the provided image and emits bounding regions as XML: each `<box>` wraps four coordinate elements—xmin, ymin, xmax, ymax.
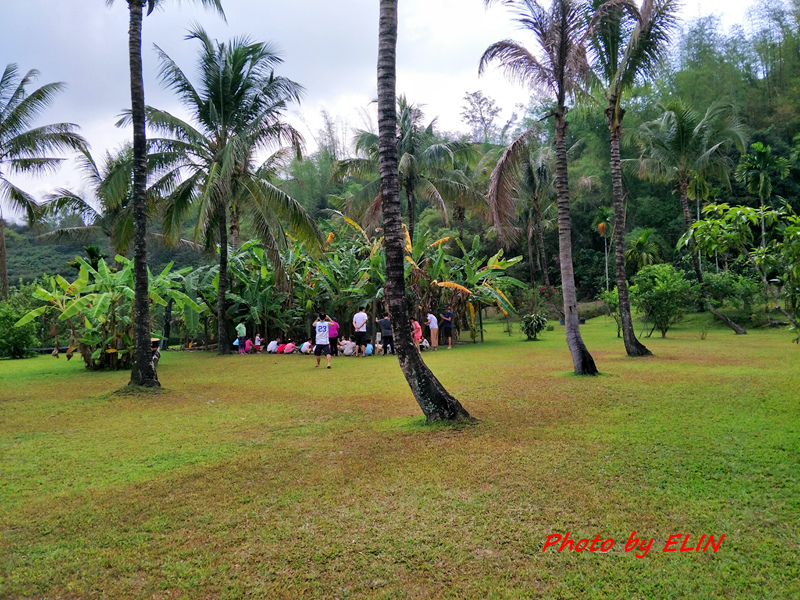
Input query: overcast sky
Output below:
<box><xmin>1</xmin><ymin>0</ymin><xmax>753</xmax><ymax>213</ymax></box>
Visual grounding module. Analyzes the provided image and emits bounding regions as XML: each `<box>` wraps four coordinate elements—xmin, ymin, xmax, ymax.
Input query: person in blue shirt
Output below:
<box><xmin>441</xmin><ymin>305</ymin><xmax>453</xmax><ymax>349</ymax></box>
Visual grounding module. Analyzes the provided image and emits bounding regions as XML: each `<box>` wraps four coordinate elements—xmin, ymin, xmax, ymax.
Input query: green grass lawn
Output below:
<box><xmin>1</xmin><ymin>317</ymin><xmax>798</xmax><ymax>599</ymax></box>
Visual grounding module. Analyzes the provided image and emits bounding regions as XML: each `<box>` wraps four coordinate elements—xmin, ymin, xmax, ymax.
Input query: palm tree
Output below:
<box><xmin>625</xmin><ymin>228</ymin><xmax>660</xmax><ymax>271</ymax></box>
<box><xmin>335</xmin><ymin>97</ymin><xmax>479</xmax><ymax>240</ymax></box>
<box><xmin>38</xmin><ymin>146</ymin><xmax>195</xmax><ymax>259</ymax></box>
<box><xmin>0</xmin><ymin>64</ymin><xmax>87</xmax><ymax>300</ymax></box>
<box><xmin>106</xmin><ymin>0</ymin><xmax>224</xmax><ymax>386</ymax></box>
<box><xmin>592</xmin><ymin>205</ymin><xmax>613</xmax><ymax>291</ymax></box>
<box><xmin>144</xmin><ymin>26</ymin><xmax>321</xmax><ymax>355</ymax></box>
<box><xmin>378</xmin><ymin>0</ymin><xmax>473</xmax><ymax>421</ymax></box>
<box><xmin>588</xmin><ymin>0</ymin><xmax>679</xmax><ymax>357</ymax></box>
<box><xmin>481</xmin><ymin>0</ymin><xmax>598</xmax><ymax>375</ymax></box>
<box><xmin>633</xmin><ymin>99</ymin><xmax>748</xmax><ymax>334</ymax></box>
<box><xmin>735</xmin><ymin>142</ymin><xmax>791</xmax><ymax>248</ymax></box>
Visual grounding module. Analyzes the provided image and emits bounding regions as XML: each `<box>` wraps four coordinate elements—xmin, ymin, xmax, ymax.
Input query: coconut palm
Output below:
<box><xmin>143</xmin><ymin>26</ymin><xmax>321</xmax><ymax>355</ymax></box>
<box><xmin>633</xmin><ymin>99</ymin><xmax>748</xmax><ymax>333</ymax></box>
<box><xmin>0</xmin><ymin>64</ymin><xmax>87</xmax><ymax>300</ymax></box>
<box><xmin>588</xmin><ymin>0</ymin><xmax>679</xmax><ymax>357</ymax></box>
<box><xmin>734</xmin><ymin>142</ymin><xmax>791</xmax><ymax>247</ymax></box>
<box><xmin>335</xmin><ymin>96</ymin><xmax>479</xmax><ymax>240</ymax></box>
<box><xmin>625</xmin><ymin>228</ymin><xmax>660</xmax><ymax>271</ymax></box>
<box><xmin>378</xmin><ymin>0</ymin><xmax>473</xmax><ymax>421</ymax></box>
<box><xmin>106</xmin><ymin>0</ymin><xmax>224</xmax><ymax>386</ymax></box>
<box><xmin>38</xmin><ymin>146</ymin><xmax>192</xmax><ymax>258</ymax></box>
<box><xmin>481</xmin><ymin>0</ymin><xmax>598</xmax><ymax>375</ymax></box>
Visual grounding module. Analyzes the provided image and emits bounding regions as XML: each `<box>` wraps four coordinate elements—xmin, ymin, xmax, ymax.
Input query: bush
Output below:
<box><xmin>598</xmin><ymin>288</ymin><xmax>622</xmax><ymax>338</ymax></box>
<box><xmin>521</xmin><ymin>312</ymin><xmax>548</xmax><ymax>340</ymax></box>
<box><xmin>630</xmin><ymin>265</ymin><xmax>699</xmax><ymax>338</ymax></box>
<box><xmin>0</xmin><ymin>300</ymin><xmax>37</xmax><ymax>359</ymax></box>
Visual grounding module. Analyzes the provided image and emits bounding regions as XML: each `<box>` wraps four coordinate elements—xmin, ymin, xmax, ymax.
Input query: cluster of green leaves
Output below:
<box><xmin>15</xmin><ymin>257</ymin><xmax>204</xmax><ymax>369</ymax></box>
<box><xmin>520</xmin><ymin>312</ymin><xmax>548</xmax><ymax>341</ymax></box>
<box><xmin>630</xmin><ymin>264</ymin><xmax>700</xmax><ymax>338</ymax></box>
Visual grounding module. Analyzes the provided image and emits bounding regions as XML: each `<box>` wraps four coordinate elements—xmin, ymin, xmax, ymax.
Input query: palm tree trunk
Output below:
<box><xmin>230</xmin><ymin>205</ymin><xmax>240</xmax><ymax>250</ymax></box>
<box><xmin>127</xmin><ymin>0</ymin><xmax>159</xmax><ymax>387</ymax></box>
<box><xmin>217</xmin><ymin>200</ymin><xmax>231</xmax><ymax>354</ymax></box>
<box><xmin>554</xmin><ymin>111</ymin><xmax>598</xmax><ymax>375</ymax></box>
<box><xmin>534</xmin><ymin>201</ymin><xmax>562</xmax><ymax>317</ymax></box>
<box><xmin>527</xmin><ymin>223</ymin><xmax>536</xmax><ymax>285</ymax></box>
<box><xmin>678</xmin><ymin>182</ymin><xmax>747</xmax><ymax>334</ymax></box>
<box><xmin>378</xmin><ymin>0</ymin><xmax>472</xmax><ymax>421</ymax></box>
<box><xmin>0</xmin><ymin>216</ymin><xmax>8</xmax><ymax>301</ymax></box>
<box><xmin>407</xmin><ymin>185</ymin><xmax>416</xmax><ymax>242</ymax></box>
<box><xmin>607</xmin><ymin>102</ymin><xmax>651</xmax><ymax>357</ymax></box>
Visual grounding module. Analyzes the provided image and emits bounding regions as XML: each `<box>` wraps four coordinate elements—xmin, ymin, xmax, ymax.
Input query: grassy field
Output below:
<box><xmin>1</xmin><ymin>317</ymin><xmax>798</xmax><ymax>599</ymax></box>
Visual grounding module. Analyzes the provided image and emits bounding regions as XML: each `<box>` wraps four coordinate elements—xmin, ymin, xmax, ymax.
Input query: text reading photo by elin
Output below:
<box><xmin>542</xmin><ymin>531</ymin><xmax>725</xmax><ymax>558</ymax></box>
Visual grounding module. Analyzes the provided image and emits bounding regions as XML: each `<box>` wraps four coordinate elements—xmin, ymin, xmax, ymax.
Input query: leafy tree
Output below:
<box><xmin>15</xmin><ymin>256</ymin><xmax>204</xmax><ymax>369</ymax></box>
<box><xmin>588</xmin><ymin>0</ymin><xmax>680</xmax><ymax>357</ymax></box>
<box><xmin>0</xmin><ymin>295</ymin><xmax>37</xmax><ymax>358</ymax></box>
<box><xmin>632</xmin><ymin>99</ymin><xmax>748</xmax><ymax>334</ymax></box>
<box><xmin>461</xmin><ymin>91</ymin><xmax>502</xmax><ymax>144</ymax></box>
<box><xmin>682</xmin><ymin>203</ymin><xmax>800</xmax><ymax>338</ymax></box>
<box><xmin>106</xmin><ymin>0</ymin><xmax>224</xmax><ymax>387</ymax></box>
<box><xmin>146</xmin><ymin>26</ymin><xmax>321</xmax><ymax>355</ymax></box>
<box><xmin>0</xmin><ymin>64</ymin><xmax>87</xmax><ymax>300</ymax></box>
<box><xmin>630</xmin><ymin>264</ymin><xmax>699</xmax><ymax>338</ymax></box>
<box><xmin>734</xmin><ymin>142</ymin><xmax>791</xmax><ymax>246</ymax></box>
<box><xmin>481</xmin><ymin>0</ymin><xmax>598</xmax><ymax>375</ymax></box>
<box><xmin>378</xmin><ymin>0</ymin><xmax>473</xmax><ymax>421</ymax></box>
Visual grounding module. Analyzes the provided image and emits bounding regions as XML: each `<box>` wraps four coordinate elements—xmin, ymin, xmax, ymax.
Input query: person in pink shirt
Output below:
<box><xmin>244</xmin><ymin>338</ymin><xmax>254</xmax><ymax>353</ymax></box>
<box><xmin>283</xmin><ymin>341</ymin><xmax>296</xmax><ymax>354</ymax></box>
<box><xmin>411</xmin><ymin>318</ymin><xmax>423</xmax><ymax>351</ymax></box>
<box><xmin>327</xmin><ymin>318</ymin><xmax>340</xmax><ymax>356</ymax></box>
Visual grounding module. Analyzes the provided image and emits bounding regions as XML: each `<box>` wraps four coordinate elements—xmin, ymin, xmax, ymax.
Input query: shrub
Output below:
<box><xmin>0</xmin><ymin>301</ymin><xmax>37</xmax><ymax>359</ymax></box>
<box><xmin>598</xmin><ymin>288</ymin><xmax>622</xmax><ymax>338</ymax></box>
<box><xmin>521</xmin><ymin>312</ymin><xmax>548</xmax><ymax>340</ymax></box>
<box><xmin>630</xmin><ymin>265</ymin><xmax>699</xmax><ymax>338</ymax></box>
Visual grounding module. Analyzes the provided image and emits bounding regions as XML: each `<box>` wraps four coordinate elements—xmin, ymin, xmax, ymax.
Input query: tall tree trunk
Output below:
<box><xmin>230</xmin><ymin>205</ymin><xmax>240</xmax><ymax>251</ymax></box>
<box><xmin>607</xmin><ymin>101</ymin><xmax>651</xmax><ymax>357</ymax></box>
<box><xmin>0</xmin><ymin>216</ymin><xmax>8</xmax><ymax>301</ymax></box>
<box><xmin>217</xmin><ymin>200</ymin><xmax>230</xmax><ymax>354</ymax></box>
<box><xmin>678</xmin><ymin>182</ymin><xmax>747</xmax><ymax>334</ymax></box>
<box><xmin>127</xmin><ymin>0</ymin><xmax>159</xmax><ymax>387</ymax></box>
<box><xmin>526</xmin><ymin>222</ymin><xmax>536</xmax><ymax>285</ymax></box>
<box><xmin>407</xmin><ymin>185</ymin><xmax>416</xmax><ymax>243</ymax></box>
<box><xmin>378</xmin><ymin>0</ymin><xmax>472</xmax><ymax>421</ymax></box>
<box><xmin>534</xmin><ymin>201</ymin><xmax>563</xmax><ymax>317</ymax></box>
<box><xmin>554</xmin><ymin>111</ymin><xmax>598</xmax><ymax>375</ymax></box>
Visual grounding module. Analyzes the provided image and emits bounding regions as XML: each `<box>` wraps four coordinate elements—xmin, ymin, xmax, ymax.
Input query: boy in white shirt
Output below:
<box><xmin>352</xmin><ymin>306</ymin><xmax>369</xmax><ymax>357</ymax></box>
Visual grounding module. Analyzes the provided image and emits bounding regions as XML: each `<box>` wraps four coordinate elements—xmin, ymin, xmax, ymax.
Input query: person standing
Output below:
<box><xmin>426</xmin><ymin>311</ymin><xmax>439</xmax><ymax>351</ymax></box>
<box><xmin>352</xmin><ymin>306</ymin><xmax>369</xmax><ymax>357</ymax></box>
<box><xmin>440</xmin><ymin>305</ymin><xmax>453</xmax><ymax>349</ymax></box>
<box><xmin>375</xmin><ymin>312</ymin><xmax>394</xmax><ymax>355</ymax></box>
<box><xmin>236</xmin><ymin>319</ymin><xmax>247</xmax><ymax>354</ymax></box>
<box><xmin>411</xmin><ymin>318</ymin><xmax>423</xmax><ymax>352</ymax></box>
<box><xmin>312</xmin><ymin>313</ymin><xmax>333</xmax><ymax>368</ymax></box>
<box><xmin>328</xmin><ymin>317</ymin><xmax>340</xmax><ymax>356</ymax></box>
<box><xmin>254</xmin><ymin>333</ymin><xmax>262</xmax><ymax>353</ymax></box>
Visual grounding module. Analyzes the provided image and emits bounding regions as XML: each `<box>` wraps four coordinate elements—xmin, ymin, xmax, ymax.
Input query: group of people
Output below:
<box><xmin>232</xmin><ymin>305</ymin><xmax>455</xmax><ymax>365</ymax></box>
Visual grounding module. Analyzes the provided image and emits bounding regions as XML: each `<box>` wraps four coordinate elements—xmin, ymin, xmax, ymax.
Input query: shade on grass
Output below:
<box><xmin>1</xmin><ymin>318</ymin><xmax>798</xmax><ymax>598</ymax></box>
